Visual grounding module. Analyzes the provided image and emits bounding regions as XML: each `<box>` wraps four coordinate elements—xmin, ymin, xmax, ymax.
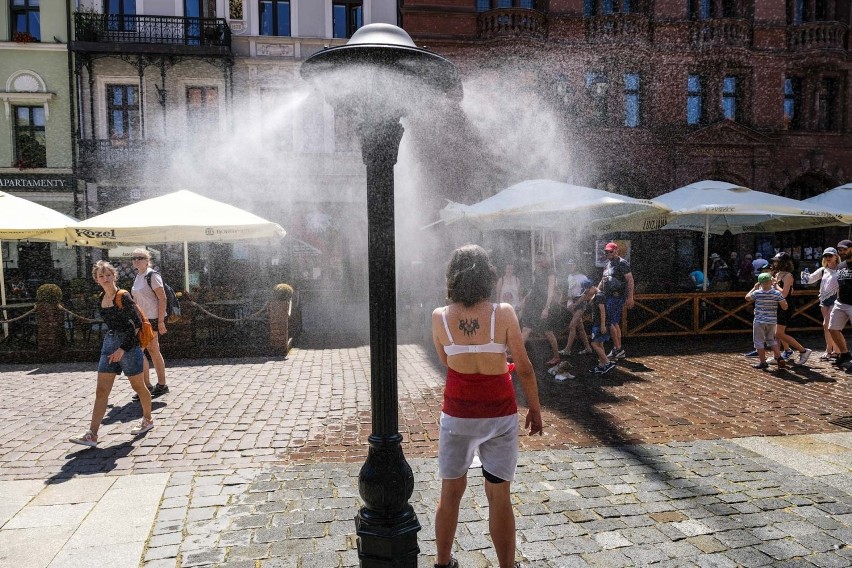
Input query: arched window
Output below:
<box><xmin>788</xmin><ymin>0</ymin><xmax>835</xmax><ymax>24</ymax></box>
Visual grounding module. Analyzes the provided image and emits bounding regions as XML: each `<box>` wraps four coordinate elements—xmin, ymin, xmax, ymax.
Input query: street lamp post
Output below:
<box><xmin>300</xmin><ymin>24</ymin><xmax>461</xmax><ymax>567</ymax></box>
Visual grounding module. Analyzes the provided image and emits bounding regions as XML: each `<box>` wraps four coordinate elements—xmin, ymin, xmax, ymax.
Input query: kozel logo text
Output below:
<box><xmin>75</xmin><ymin>229</ymin><xmax>117</xmax><ymax>239</ymax></box>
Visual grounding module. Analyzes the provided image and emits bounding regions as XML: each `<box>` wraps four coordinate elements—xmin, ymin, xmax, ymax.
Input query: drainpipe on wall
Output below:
<box><xmin>66</xmin><ymin>0</ymin><xmax>85</xmax><ymax>277</ymax></box>
<box><xmin>397</xmin><ymin>0</ymin><xmax>403</xmax><ymax>28</ymax></box>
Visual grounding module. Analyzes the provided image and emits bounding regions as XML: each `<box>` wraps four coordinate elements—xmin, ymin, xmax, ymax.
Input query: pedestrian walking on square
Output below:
<box><xmin>752</xmin><ymin>252</ymin><xmax>769</xmax><ymax>276</ymax></box>
<box><xmin>559</xmin><ymin>259</ymin><xmax>592</xmax><ymax>356</ymax></box>
<box><xmin>745</xmin><ymin>273</ymin><xmax>788</xmax><ymax>370</ymax></box>
<box><xmin>599</xmin><ymin>242</ymin><xmax>634</xmax><ymax>360</ymax></box>
<box><xmin>431</xmin><ymin>244</ymin><xmax>543</xmax><ymax>568</ymax></box>
<box><xmin>520</xmin><ymin>253</ymin><xmax>560</xmax><ymax>366</ymax></box>
<box><xmin>828</xmin><ymin>240</ymin><xmax>852</xmax><ymax>368</ymax></box>
<box><xmin>771</xmin><ymin>252</ymin><xmax>813</xmax><ymax>365</ymax></box>
<box><xmin>495</xmin><ymin>261</ymin><xmax>522</xmax><ymax>311</ymax></box>
<box><xmin>130</xmin><ymin>248</ymin><xmax>169</xmax><ymax>399</ymax></box>
<box><xmin>587</xmin><ymin>284</ymin><xmax>616</xmax><ymax>375</ymax></box>
<box><xmin>70</xmin><ymin>261</ymin><xmax>154</xmax><ymax>447</ymax></box>
<box><xmin>802</xmin><ymin>247</ymin><xmax>841</xmax><ymax>359</ymax></box>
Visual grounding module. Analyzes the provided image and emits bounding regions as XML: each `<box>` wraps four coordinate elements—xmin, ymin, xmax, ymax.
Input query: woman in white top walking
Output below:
<box><xmin>803</xmin><ymin>247</ymin><xmax>841</xmax><ymax>359</ymax></box>
<box><xmin>495</xmin><ymin>262</ymin><xmax>522</xmax><ymax>311</ymax></box>
<box><xmin>131</xmin><ymin>248</ymin><xmax>169</xmax><ymax>398</ymax></box>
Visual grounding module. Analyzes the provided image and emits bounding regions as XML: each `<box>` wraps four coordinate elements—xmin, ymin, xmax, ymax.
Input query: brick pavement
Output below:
<box><xmin>0</xmin><ymin>333</ymin><xmax>850</xmax><ymax>479</ymax></box>
<box><xmin>2</xmin><ymin>332</ymin><xmax>852</xmax><ymax>567</ymax></box>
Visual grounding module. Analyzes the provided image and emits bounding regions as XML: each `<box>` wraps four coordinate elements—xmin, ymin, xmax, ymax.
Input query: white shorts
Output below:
<box><xmin>438</xmin><ymin>413</ymin><xmax>519</xmax><ymax>482</ymax></box>
<box><xmin>828</xmin><ymin>302</ymin><xmax>852</xmax><ymax>331</ymax></box>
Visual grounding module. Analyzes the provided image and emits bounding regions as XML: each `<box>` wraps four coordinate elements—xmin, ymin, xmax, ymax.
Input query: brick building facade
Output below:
<box><xmin>401</xmin><ymin>0</ymin><xmax>850</xmax><ymax>287</ymax></box>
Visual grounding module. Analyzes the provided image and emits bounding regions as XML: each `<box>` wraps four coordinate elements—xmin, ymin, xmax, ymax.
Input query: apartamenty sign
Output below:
<box><xmin>0</xmin><ymin>174</ymin><xmax>74</xmax><ymax>191</ymax></box>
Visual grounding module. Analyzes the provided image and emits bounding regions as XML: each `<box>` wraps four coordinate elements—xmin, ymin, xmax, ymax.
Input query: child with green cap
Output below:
<box><xmin>745</xmin><ymin>272</ymin><xmax>789</xmax><ymax>370</ymax></box>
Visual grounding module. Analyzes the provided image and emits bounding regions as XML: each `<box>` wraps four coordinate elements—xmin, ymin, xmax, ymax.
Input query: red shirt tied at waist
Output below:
<box><xmin>443</xmin><ymin>364</ymin><xmax>518</xmax><ymax>419</ymax></box>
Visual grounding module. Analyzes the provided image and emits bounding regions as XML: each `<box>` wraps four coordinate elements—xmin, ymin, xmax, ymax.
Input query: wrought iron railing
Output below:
<box><xmin>77</xmin><ymin>139</ymin><xmax>149</xmax><ymax>173</ymax></box>
<box><xmin>478</xmin><ymin>8</ymin><xmax>547</xmax><ymax>40</ymax></box>
<box><xmin>73</xmin><ymin>13</ymin><xmax>231</xmax><ymax>49</ymax></box>
<box><xmin>788</xmin><ymin>21</ymin><xmax>847</xmax><ymax>51</ymax></box>
<box><xmin>689</xmin><ymin>18</ymin><xmax>752</xmax><ymax>48</ymax></box>
<box><xmin>586</xmin><ymin>13</ymin><xmax>649</xmax><ymax>44</ymax></box>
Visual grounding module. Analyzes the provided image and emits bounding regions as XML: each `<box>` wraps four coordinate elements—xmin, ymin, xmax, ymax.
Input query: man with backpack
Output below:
<box><xmin>131</xmin><ymin>248</ymin><xmax>172</xmax><ymax>399</ymax></box>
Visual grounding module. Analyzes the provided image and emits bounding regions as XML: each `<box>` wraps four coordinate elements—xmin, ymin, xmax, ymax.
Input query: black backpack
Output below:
<box><xmin>145</xmin><ymin>270</ymin><xmax>181</xmax><ymax>321</ymax></box>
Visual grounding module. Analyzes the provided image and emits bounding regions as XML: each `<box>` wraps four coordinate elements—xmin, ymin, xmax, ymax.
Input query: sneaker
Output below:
<box><xmin>151</xmin><ymin>384</ymin><xmax>169</xmax><ymax>398</ymax></box>
<box><xmin>797</xmin><ymin>348</ymin><xmax>813</xmax><ymax>366</ymax></box>
<box><xmin>69</xmin><ymin>430</ymin><xmax>98</xmax><ymax>447</ymax></box>
<box><xmin>610</xmin><ymin>348</ymin><xmax>626</xmax><ymax>360</ymax></box>
<box><xmin>752</xmin><ymin>361</ymin><xmax>769</xmax><ymax>370</ymax></box>
<box><xmin>132</xmin><ymin>384</ymin><xmax>154</xmax><ymax>401</ymax></box>
<box><xmin>131</xmin><ymin>418</ymin><xmax>154</xmax><ymax>436</ymax></box>
<box><xmin>776</xmin><ymin>357</ymin><xmax>787</xmax><ymax>370</ymax></box>
<box><xmin>744</xmin><ymin>349</ymin><xmax>759</xmax><ymax>357</ymax></box>
<box><xmin>578</xmin><ymin>348</ymin><xmax>593</xmax><ymax>355</ymax></box>
<box><xmin>548</xmin><ymin>364</ymin><xmax>562</xmax><ymax>376</ymax></box>
<box><xmin>434</xmin><ymin>557</ymin><xmax>459</xmax><ymax>568</ymax></box>
<box><xmin>554</xmin><ymin>372</ymin><xmax>575</xmax><ymax>381</ymax></box>
<box><xmin>598</xmin><ymin>361</ymin><xmax>616</xmax><ymax>374</ymax></box>
<box><xmin>782</xmin><ymin>348</ymin><xmax>794</xmax><ymax>361</ymax></box>
<box><xmin>558</xmin><ymin>348</ymin><xmax>572</xmax><ymax>357</ymax></box>
<box><xmin>834</xmin><ymin>353</ymin><xmax>852</xmax><ymax>367</ymax></box>
<box><xmin>819</xmin><ymin>352</ymin><xmax>833</xmax><ymax>361</ymax></box>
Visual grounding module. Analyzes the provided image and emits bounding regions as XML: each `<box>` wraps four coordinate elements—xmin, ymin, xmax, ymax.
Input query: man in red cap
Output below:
<box><xmin>598</xmin><ymin>242</ymin><xmax>634</xmax><ymax>361</ymax></box>
<box><xmin>828</xmin><ymin>239</ymin><xmax>852</xmax><ymax>368</ymax></box>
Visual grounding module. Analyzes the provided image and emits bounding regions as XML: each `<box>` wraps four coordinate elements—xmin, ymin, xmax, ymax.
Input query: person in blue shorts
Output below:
<box><xmin>598</xmin><ymin>242</ymin><xmax>634</xmax><ymax>360</ymax></box>
<box><xmin>588</xmin><ymin>284</ymin><xmax>616</xmax><ymax>375</ymax></box>
<box><xmin>70</xmin><ymin>261</ymin><xmax>155</xmax><ymax>447</ymax></box>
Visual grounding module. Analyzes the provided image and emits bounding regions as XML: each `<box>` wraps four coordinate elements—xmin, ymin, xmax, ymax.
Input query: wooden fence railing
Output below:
<box><xmin>623</xmin><ymin>289</ymin><xmax>821</xmax><ymax>337</ymax></box>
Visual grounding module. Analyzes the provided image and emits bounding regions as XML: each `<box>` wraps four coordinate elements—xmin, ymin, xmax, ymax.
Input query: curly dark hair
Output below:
<box><xmin>771</xmin><ymin>253</ymin><xmax>794</xmax><ymax>274</ymax></box>
<box><xmin>446</xmin><ymin>244</ymin><xmax>497</xmax><ymax>307</ymax></box>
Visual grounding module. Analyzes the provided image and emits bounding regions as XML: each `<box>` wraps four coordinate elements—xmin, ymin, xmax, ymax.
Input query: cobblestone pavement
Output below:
<box><xmin>2</xmin><ymin>333</ymin><xmax>852</xmax><ymax>566</ymax></box>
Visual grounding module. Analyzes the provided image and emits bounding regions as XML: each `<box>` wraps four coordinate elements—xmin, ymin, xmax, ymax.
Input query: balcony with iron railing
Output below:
<box><xmin>478</xmin><ymin>8</ymin><xmax>547</xmax><ymax>40</ymax></box>
<box><xmin>72</xmin><ymin>13</ymin><xmax>231</xmax><ymax>55</ymax></box>
<box><xmin>689</xmin><ymin>18</ymin><xmax>752</xmax><ymax>48</ymax></box>
<box><xmin>77</xmin><ymin>139</ymin><xmax>155</xmax><ymax>178</ymax></box>
<box><xmin>788</xmin><ymin>21</ymin><xmax>847</xmax><ymax>51</ymax></box>
<box><xmin>586</xmin><ymin>13</ymin><xmax>650</xmax><ymax>44</ymax></box>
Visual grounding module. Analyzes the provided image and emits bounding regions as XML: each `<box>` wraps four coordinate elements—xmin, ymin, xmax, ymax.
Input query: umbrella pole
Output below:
<box><xmin>702</xmin><ymin>215</ymin><xmax>709</xmax><ymax>292</ymax></box>
<box><xmin>530</xmin><ymin>231</ymin><xmax>535</xmax><ymax>273</ymax></box>
<box><xmin>1</xmin><ymin>240</ymin><xmax>7</xmax><ymax>337</ymax></box>
<box><xmin>183</xmin><ymin>241</ymin><xmax>190</xmax><ymax>293</ymax></box>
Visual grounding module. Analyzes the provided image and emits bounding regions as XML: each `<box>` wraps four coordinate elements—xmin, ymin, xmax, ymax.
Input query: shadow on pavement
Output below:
<box><xmin>102</xmin><ymin>400</ymin><xmax>167</xmax><ymax>425</ymax></box>
<box><xmin>47</xmin><ymin>440</ymin><xmax>138</xmax><ymax>482</ymax></box>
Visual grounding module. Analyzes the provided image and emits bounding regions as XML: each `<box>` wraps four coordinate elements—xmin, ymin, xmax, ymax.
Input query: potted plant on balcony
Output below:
<box><xmin>74</xmin><ymin>5</ymin><xmax>101</xmax><ymax>42</ymax></box>
<box><xmin>13</xmin><ymin>31</ymin><xmax>37</xmax><ymax>43</ymax></box>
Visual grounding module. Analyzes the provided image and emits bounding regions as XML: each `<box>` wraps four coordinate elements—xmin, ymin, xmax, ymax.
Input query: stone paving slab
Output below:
<box><xmin>0</xmin><ymin>473</ymin><xmax>167</xmax><ymax>568</ymax></box>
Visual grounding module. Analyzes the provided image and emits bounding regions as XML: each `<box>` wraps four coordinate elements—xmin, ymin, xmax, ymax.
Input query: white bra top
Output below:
<box><xmin>441</xmin><ymin>304</ymin><xmax>508</xmax><ymax>356</ymax></box>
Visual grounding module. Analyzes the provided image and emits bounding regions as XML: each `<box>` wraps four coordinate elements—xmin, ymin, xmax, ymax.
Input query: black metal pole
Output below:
<box><xmin>354</xmin><ymin>117</ymin><xmax>420</xmax><ymax>567</ymax></box>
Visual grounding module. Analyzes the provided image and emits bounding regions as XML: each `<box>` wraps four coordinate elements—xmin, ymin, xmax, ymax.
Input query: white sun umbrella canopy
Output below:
<box><xmin>68</xmin><ymin>190</ymin><xmax>287</xmax><ymax>292</ymax></box>
<box><xmin>651</xmin><ymin>180</ymin><xmax>843</xmax><ymax>290</ymax></box>
<box><xmin>801</xmin><ymin>183</ymin><xmax>852</xmax><ymax>228</ymax></box>
<box><xmin>440</xmin><ymin>179</ymin><xmax>670</xmax><ymax>234</ymax></box>
<box><xmin>0</xmin><ymin>191</ymin><xmax>80</xmax><ymax>335</ymax></box>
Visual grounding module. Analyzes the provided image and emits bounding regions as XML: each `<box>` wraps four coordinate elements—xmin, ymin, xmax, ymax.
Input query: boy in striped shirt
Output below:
<box><xmin>745</xmin><ymin>272</ymin><xmax>789</xmax><ymax>370</ymax></box>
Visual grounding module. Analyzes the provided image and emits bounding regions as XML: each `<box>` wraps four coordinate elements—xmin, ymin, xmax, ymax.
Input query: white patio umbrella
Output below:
<box><xmin>801</xmin><ymin>183</ymin><xmax>852</xmax><ymax>237</ymax></box>
<box><xmin>440</xmin><ymin>179</ymin><xmax>670</xmax><ymax>233</ymax></box>
<box><xmin>0</xmin><ymin>191</ymin><xmax>79</xmax><ymax>336</ymax></box>
<box><xmin>651</xmin><ymin>180</ymin><xmax>843</xmax><ymax>290</ymax></box>
<box><xmin>67</xmin><ymin>190</ymin><xmax>286</xmax><ymax>292</ymax></box>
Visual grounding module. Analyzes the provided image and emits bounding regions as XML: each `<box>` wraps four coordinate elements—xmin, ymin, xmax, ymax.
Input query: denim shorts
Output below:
<box><xmin>605</xmin><ymin>297</ymin><xmax>626</xmax><ymax>325</ymax></box>
<box><xmin>97</xmin><ymin>331</ymin><xmax>144</xmax><ymax>376</ymax></box>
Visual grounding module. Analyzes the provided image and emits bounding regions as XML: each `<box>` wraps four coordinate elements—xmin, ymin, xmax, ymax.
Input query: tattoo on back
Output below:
<box><xmin>459</xmin><ymin>318</ymin><xmax>479</xmax><ymax>336</ymax></box>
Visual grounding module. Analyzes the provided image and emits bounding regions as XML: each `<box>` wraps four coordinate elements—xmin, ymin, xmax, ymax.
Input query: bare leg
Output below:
<box><xmin>591</xmin><ymin>341</ymin><xmax>608</xmax><ymax>366</ymax></box>
<box><xmin>128</xmin><ymin>373</ymin><xmax>152</xmax><ymax>422</ymax></box>
<box><xmin>830</xmin><ymin>330</ymin><xmax>848</xmax><ymax>354</ymax></box>
<box><xmin>484</xmin><ymin>479</ymin><xmax>516</xmax><ymax>568</ymax></box>
<box><xmin>821</xmin><ymin>306</ymin><xmax>839</xmax><ymax>354</ymax></box>
<box><xmin>544</xmin><ymin>331</ymin><xmax>559</xmax><ymax>362</ymax></box>
<box><xmin>89</xmin><ymin>373</ymin><xmax>117</xmax><ymax>436</ymax></box>
<box><xmin>146</xmin><ymin>333</ymin><xmax>167</xmax><ymax>386</ymax></box>
<box><xmin>775</xmin><ymin>325</ymin><xmax>804</xmax><ymax>353</ymax></box>
<box><xmin>610</xmin><ymin>322</ymin><xmax>622</xmax><ymax>350</ymax></box>
<box><xmin>435</xmin><ymin>476</ymin><xmax>467</xmax><ymax>566</ymax></box>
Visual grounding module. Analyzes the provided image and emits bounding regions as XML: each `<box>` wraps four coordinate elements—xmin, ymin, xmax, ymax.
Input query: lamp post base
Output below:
<box><xmin>356</xmin><ymin>504</ymin><xmax>420</xmax><ymax>567</ymax></box>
